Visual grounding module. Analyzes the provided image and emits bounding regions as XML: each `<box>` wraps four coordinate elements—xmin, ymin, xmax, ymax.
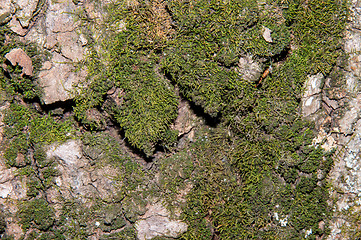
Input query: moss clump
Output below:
<box><xmin>2</xmin><ymin>103</ymin><xmax>74</xmax><ymax>167</ymax></box>
<box><xmin>25</xmin><ymin>149</ymin><xmax>59</xmax><ymax>198</ymax></box>
<box><xmin>173</xmin><ymin>123</ymin><xmax>331</xmax><ymax>239</ymax></box>
<box><xmin>175</xmin><ymin>128</ymin><xmax>275</xmax><ymax>239</ymax></box>
<box><xmin>122</xmin><ymin>196</ymin><xmax>148</xmax><ymax>223</ymax></box>
<box><xmin>159</xmin><ymin>149</ymin><xmax>195</xmax><ymax>202</ymax></box>
<box><xmin>81</xmin><ymin>131</ymin><xmax>152</xmax><ymax>196</ymax></box>
<box><xmin>0</xmin><ymin>26</ymin><xmax>44</xmax><ymax>100</ymax></box>
<box><xmin>18</xmin><ymin>199</ymin><xmax>56</xmax><ymax>231</ymax></box>
<box><xmin>82</xmin><ymin>131</ymin><xmax>159</xmax><ymax>226</ymax></box>
<box><xmin>99</xmin><ymin>204</ymin><xmax>127</xmax><ymax>232</ymax></box>
<box><xmin>2</xmin><ymin>103</ymin><xmax>74</xmax><ymax>236</ymax></box>
<box><xmin>162</xmin><ymin>0</ymin><xmax>259</xmax><ymax>117</ymax></box>
<box><xmin>109</xmin><ymin>56</ymin><xmax>178</xmax><ymax>156</ymax></box>
<box><xmin>282</xmin><ymin>0</ymin><xmax>347</xmax><ymax>75</ymax></box>
<box><xmin>57</xmin><ymin>200</ymin><xmax>93</xmax><ymax>239</ymax></box>
<box><xmin>58</xmin><ymin>198</ymin><xmax>136</xmax><ymax>239</ymax></box>
<box><xmin>76</xmin><ymin>0</ymin><xmax>347</xmax><ymax>239</ymax></box>
<box><xmin>159</xmin><ymin>0</ymin><xmax>345</xmax><ymax>239</ymax></box>
<box><xmin>99</xmin><ymin>226</ymin><xmax>137</xmax><ymax>240</ymax></box>
<box><xmin>75</xmin><ymin>0</ymin><xmax>178</xmax><ymax>156</ymax></box>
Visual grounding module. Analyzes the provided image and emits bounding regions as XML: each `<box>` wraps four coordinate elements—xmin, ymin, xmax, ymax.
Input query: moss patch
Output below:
<box><xmin>13</xmin><ymin>0</ymin><xmax>346</xmax><ymax>239</ymax></box>
<box><xmin>18</xmin><ymin>198</ymin><xmax>56</xmax><ymax>231</ymax></box>
<box><xmin>2</xmin><ymin>103</ymin><xmax>75</xmax><ymax>167</ymax></box>
<box><xmin>0</xmin><ymin>26</ymin><xmax>45</xmax><ymax>100</ymax></box>
<box><xmin>74</xmin><ymin>1</ymin><xmax>179</xmax><ymax>156</ymax></box>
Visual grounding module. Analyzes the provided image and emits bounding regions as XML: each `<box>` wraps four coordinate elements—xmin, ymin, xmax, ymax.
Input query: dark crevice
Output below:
<box><xmin>23</xmin><ymin>96</ymin><xmax>42</xmax><ymax>105</ymax></box>
<box><xmin>123</xmin><ymin>135</ymin><xmax>155</xmax><ymax>163</ymax></box>
<box><xmin>40</xmin><ymin>99</ymin><xmax>75</xmax><ymax>114</ymax></box>
<box><xmin>271</xmin><ymin>46</ymin><xmax>291</xmax><ymax>64</ymax></box>
<box><xmin>162</xmin><ymin>69</ymin><xmax>175</xmax><ymax>84</ymax></box>
<box><xmin>104</xmin><ymin>117</ymin><xmax>155</xmax><ymax>163</ymax></box>
<box><xmin>163</xmin><ymin>70</ymin><xmax>222</xmax><ymax>128</ymax></box>
<box><xmin>2</xmin><ymin>68</ymin><xmax>12</xmax><ymax>80</ymax></box>
<box><xmin>216</xmin><ymin>60</ymin><xmax>239</xmax><ymax>69</ymax></box>
<box><xmin>187</xmin><ymin>99</ymin><xmax>221</xmax><ymax>127</ymax></box>
<box><xmin>153</xmin><ymin>144</ymin><xmax>168</xmax><ymax>156</ymax></box>
<box><xmin>104</xmin><ymin>92</ymin><xmax>221</xmax><ymax>162</ymax></box>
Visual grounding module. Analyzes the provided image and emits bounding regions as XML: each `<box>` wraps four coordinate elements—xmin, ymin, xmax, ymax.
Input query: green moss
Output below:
<box><xmin>37</xmin><ymin>232</ymin><xmax>65</xmax><ymax>240</ymax></box>
<box><xmin>99</xmin><ymin>226</ymin><xmax>137</xmax><ymax>240</ymax></box>
<box><xmin>298</xmin><ymin>147</ymin><xmax>323</xmax><ymax>173</ymax></box>
<box><xmin>0</xmin><ymin>26</ymin><xmax>45</xmax><ymax>100</ymax></box>
<box><xmin>174</xmin><ymin>127</ymin><xmax>275</xmax><ymax>239</ymax></box>
<box><xmin>172</xmin><ymin>124</ymin><xmax>331</xmax><ymax>239</ymax></box>
<box><xmin>241</xmin><ymin>3</ymin><xmax>290</xmax><ymax>58</ymax></box>
<box><xmin>2</xmin><ymin>103</ymin><xmax>75</xmax><ymax>167</ymax></box>
<box><xmin>82</xmin><ymin>131</ymin><xmax>153</xmax><ymax>197</ymax></box>
<box><xmin>98</xmin><ymin>204</ymin><xmax>127</xmax><ymax>232</ymax></box>
<box><xmin>75</xmin><ymin>0</ymin><xmax>348</xmax><ymax>239</ymax></box>
<box><xmin>161</xmin><ymin>0</ymin><xmax>346</xmax><ymax>238</ymax></box>
<box><xmin>26</xmin><ymin>178</ymin><xmax>43</xmax><ymax>198</ymax></box>
<box><xmin>2</xmin><ymin>103</ymin><xmax>74</xmax><ymax>236</ymax></box>
<box><xmin>163</xmin><ymin>43</ymin><xmax>251</xmax><ymax>116</ymax></box>
<box><xmin>18</xmin><ymin>199</ymin><xmax>55</xmax><ymax>231</ymax></box>
<box><xmin>282</xmin><ymin>0</ymin><xmax>347</xmax><ymax>75</ymax></box>
<box><xmin>0</xmin><ymin>211</ymin><xmax>6</xmax><ymax>235</ymax></box>
<box><xmin>163</xmin><ymin>0</ymin><xmax>259</xmax><ymax>117</ymax></box>
<box><xmin>57</xmin><ymin>200</ymin><xmax>96</xmax><ymax>239</ymax></box>
<box><xmin>58</xmin><ymin>199</ymin><xmax>134</xmax><ymax>240</ymax></box>
<box><xmin>291</xmin><ymin>187</ymin><xmax>329</xmax><ymax>233</ymax></box>
<box><xmin>14</xmin><ymin>144</ymin><xmax>60</xmax><ymax>198</ymax></box>
<box><xmin>110</xmin><ymin>58</ymin><xmax>178</xmax><ymax>156</ymax></box>
<box><xmin>33</xmin><ymin>146</ymin><xmax>48</xmax><ymax>168</ymax></box>
<box><xmin>122</xmin><ymin>196</ymin><xmax>148</xmax><ymax>223</ymax></box>
<box><xmin>159</xmin><ymin>150</ymin><xmax>194</xmax><ymax>191</ymax></box>
<box><xmin>75</xmin><ymin>1</ymin><xmax>179</xmax><ymax>156</ymax></box>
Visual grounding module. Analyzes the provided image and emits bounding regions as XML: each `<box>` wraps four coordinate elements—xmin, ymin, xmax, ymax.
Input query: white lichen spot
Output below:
<box><xmin>279</xmin><ymin>216</ymin><xmax>288</xmax><ymax>227</ymax></box>
<box><xmin>262</xmin><ymin>26</ymin><xmax>273</xmax><ymax>43</ymax></box>
<box><xmin>274</xmin><ymin>211</ymin><xmax>288</xmax><ymax>227</ymax></box>
<box><xmin>312</xmin><ymin>129</ymin><xmax>337</xmax><ymax>152</ymax></box>
<box><xmin>273</xmin><ymin>212</ymin><xmax>279</xmax><ymax>221</ymax></box>
<box><xmin>305</xmin><ymin>228</ymin><xmax>312</xmax><ymax>238</ymax></box>
<box><xmin>311</xmin><ymin>77</ymin><xmax>317</xmax><ymax>89</ymax></box>
<box><xmin>345</xmin><ymin>151</ymin><xmax>359</xmax><ymax>170</ymax></box>
<box><xmin>305</xmin><ymin>96</ymin><xmax>314</xmax><ymax>107</ymax></box>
